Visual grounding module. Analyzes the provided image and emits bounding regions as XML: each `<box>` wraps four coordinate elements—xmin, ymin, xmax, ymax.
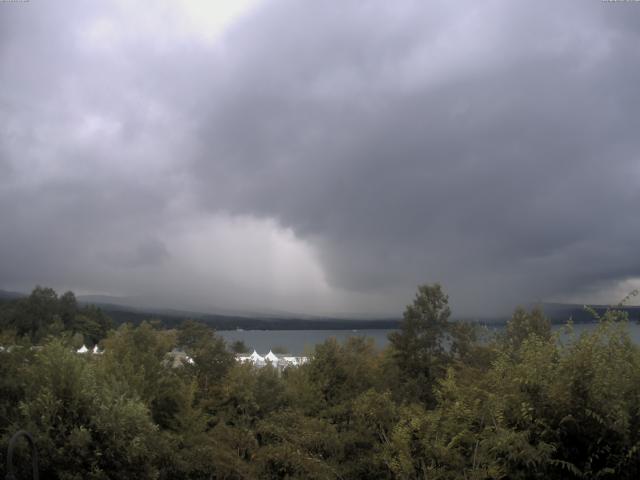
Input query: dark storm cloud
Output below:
<box><xmin>190</xmin><ymin>1</ymin><xmax>640</xmax><ymax>314</ymax></box>
<box><xmin>99</xmin><ymin>239</ymin><xmax>169</xmax><ymax>269</ymax></box>
<box><xmin>1</xmin><ymin>0</ymin><xmax>639</xmax><ymax>316</ymax></box>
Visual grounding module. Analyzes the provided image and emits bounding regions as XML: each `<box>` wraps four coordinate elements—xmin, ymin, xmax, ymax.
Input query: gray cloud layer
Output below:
<box><xmin>1</xmin><ymin>1</ymin><xmax>639</xmax><ymax>316</ymax></box>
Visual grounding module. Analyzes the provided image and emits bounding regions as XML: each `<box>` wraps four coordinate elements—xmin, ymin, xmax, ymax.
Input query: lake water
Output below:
<box><xmin>218</xmin><ymin>322</ymin><xmax>640</xmax><ymax>355</ymax></box>
<box><xmin>219</xmin><ymin>329</ymin><xmax>394</xmax><ymax>355</ymax></box>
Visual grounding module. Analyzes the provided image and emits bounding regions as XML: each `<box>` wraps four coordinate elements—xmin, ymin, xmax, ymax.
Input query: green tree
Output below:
<box><xmin>74</xmin><ymin>305</ymin><xmax>112</xmax><ymax>344</ymax></box>
<box><xmin>303</xmin><ymin>337</ymin><xmax>389</xmax><ymax>478</ymax></box>
<box><xmin>230</xmin><ymin>339</ymin><xmax>250</xmax><ymax>354</ymax></box>
<box><xmin>177</xmin><ymin>319</ymin><xmax>210</xmax><ymax>349</ymax></box>
<box><xmin>100</xmin><ymin>322</ymin><xmax>175</xmax><ymax>405</ymax></box>
<box><xmin>306</xmin><ymin>337</ymin><xmax>380</xmax><ymax>411</ymax></box>
<box><xmin>59</xmin><ymin>290</ymin><xmax>78</xmax><ymax>329</ymax></box>
<box><xmin>253</xmin><ymin>410</ymin><xmax>340</xmax><ymax>479</ymax></box>
<box><xmin>14</xmin><ymin>286</ymin><xmax>59</xmax><ymax>341</ymax></box>
<box><xmin>388</xmin><ymin>283</ymin><xmax>452</xmax><ymax>406</ymax></box>
<box><xmin>177</xmin><ymin>320</ymin><xmax>235</xmax><ymax>403</ymax></box>
<box><xmin>502</xmin><ymin>306</ymin><xmax>552</xmax><ymax>351</ymax></box>
<box><xmin>12</xmin><ymin>341</ymin><xmax>162</xmax><ymax>479</ymax></box>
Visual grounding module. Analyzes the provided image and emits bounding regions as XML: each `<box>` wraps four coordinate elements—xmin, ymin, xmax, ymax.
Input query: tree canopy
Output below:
<box><xmin>1</xmin><ymin>283</ymin><xmax>639</xmax><ymax>479</ymax></box>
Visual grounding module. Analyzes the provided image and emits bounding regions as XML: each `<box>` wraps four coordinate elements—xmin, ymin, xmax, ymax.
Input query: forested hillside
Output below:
<box><xmin>1</xmin><ymin>284</ymin><xmax>639</xmax><ymax>479</ymax></box>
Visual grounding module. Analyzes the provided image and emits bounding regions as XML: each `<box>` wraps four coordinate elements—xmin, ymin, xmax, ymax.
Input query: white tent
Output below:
<box><xmin>234</xmin><ymin>351</ymin><xmax>308</xmax><ymax>369</ymax></box>
<box><xmin>77</xmin><ymin>344</ymin><xmax>89</xmax><ymax>354</ymax></box>
<box><xmin>92</xmin><ymin>345</ymin><xmax>102</xmax><ymax>354</ymax></box>
<box><xmin>265</xmin><ymin>350</ymin><xmax>279</xmax><ymax>363</ymax></box>
<box><xmin>249</xmin><ymin>350</ymin><xmax>265</xmax><ymax>365</ymax></box>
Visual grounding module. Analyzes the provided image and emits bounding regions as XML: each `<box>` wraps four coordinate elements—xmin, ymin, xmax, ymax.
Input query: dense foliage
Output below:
<box><xmin>0</xmin><ymin>286</ymin><xmax>111</xmax><ymax>345</ymax></box>
<box><xmin>1</xmin><ymin>285</ymin><xmax>640</xmax><ymax>479</ymax></box>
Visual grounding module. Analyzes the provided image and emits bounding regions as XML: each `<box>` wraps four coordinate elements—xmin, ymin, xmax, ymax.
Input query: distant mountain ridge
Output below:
<box><xmin>90</xmin><ymin>301</ymin><xmax>402</xmax><ymax>331</ymax></box>
<box><xmin>76</xmin><ymin>294</ymin><xmax>318</xmax><ymax>319</ymax></box>
<box><xmin>535</xmin><ymin>302</ymin><xmax>640</xmax><ymax>324</ymax></box>
<box><xmin>0</xmin><ymin>289</ymin><xmax>25</xmax><ymax>300</ymax></box>
<box><xmin>74</xmin><ymin>294</ymin><xmax>404</xmax><ymax>329</ymax></box>
<box><xmin>2</xmin><ymin>289</ymin><xmax>638</xmax><ymax>329</ymax></box>
<box><xmin>0</xmin><ymin>289</ymin><xmax>401</xmax><ymax>329</ymax></box>
<box><xmin>73</xmin><ymin>298</ymin><xmax>640</xmax><ymax>329</ymax></box>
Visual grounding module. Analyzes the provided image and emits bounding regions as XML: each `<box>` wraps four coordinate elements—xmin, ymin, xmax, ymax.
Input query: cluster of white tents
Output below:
<box><xmin>166</xmin><ymin>349</ymin><xmax>306</xmax><ymax>370</ymax></box>
<box><xmin>237</xmin><ymin>350</ymin><xmax>308</xmax><ymax>370</ymax></box>
<box><xmin>4</xmin><ymin>344</ymin><xmax>307</xmax><ymax>372</ymax></box>
<box><xmin>76</xmin><ymin>344</ymin><xmax>103</xmax><ymax>354</ymax></box>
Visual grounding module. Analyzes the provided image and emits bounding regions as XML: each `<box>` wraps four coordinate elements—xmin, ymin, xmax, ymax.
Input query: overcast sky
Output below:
<box><xmin>1</xmin><ymin>0</ymin><xmax>639</xmax><ymax>317</ymax></box>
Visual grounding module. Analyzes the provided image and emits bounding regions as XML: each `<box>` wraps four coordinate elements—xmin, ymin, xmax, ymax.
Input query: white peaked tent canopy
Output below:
<box><xmin>77</xmin><ymin>344</ymin><xmax>89</xmax><ymax>354</ymax></box>
<box><xmin>249</xmin><ymin>350</ymin><xmax>265</xmax><ymax>363</ymax></box>
<box><xmin>265</xmin><ymin>350</ymin><xmax>279</xmax><ymax>363</ymax></box>
<box><xmin>234</xmin><ymin>350</ymin><xmax>308</xmax><ymax>368</ymax></box>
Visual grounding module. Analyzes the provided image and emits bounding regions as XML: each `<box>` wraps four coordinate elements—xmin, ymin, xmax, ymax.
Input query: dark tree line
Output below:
<box><xmin>0</xmin><ymin>286</ymin><xmax>111</xmax><ymax>345</ymax></box>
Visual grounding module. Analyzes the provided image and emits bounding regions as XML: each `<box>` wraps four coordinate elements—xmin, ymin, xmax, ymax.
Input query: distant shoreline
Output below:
<box><xmin>4</xmin><ymin>290</ymin><xmax>638</xmax><ymax>331</ymax></box>
<box><xmin>61</xmin><ymin>304</ymin><xmax>640</xmax><ymax>331</ymax></box>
